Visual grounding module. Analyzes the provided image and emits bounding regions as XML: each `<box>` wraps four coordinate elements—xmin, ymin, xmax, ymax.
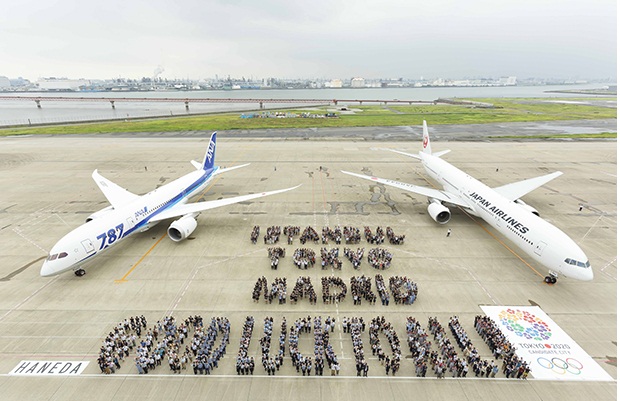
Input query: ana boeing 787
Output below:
<box><xmin>41</xmin><ymin>132</ymin><xmax>299</xmax><ymax>277</ymax></box>
<box><xmin>342</xmin><ymin>121</ymin><xmax>592</xmax><ymax>284</ymax></box>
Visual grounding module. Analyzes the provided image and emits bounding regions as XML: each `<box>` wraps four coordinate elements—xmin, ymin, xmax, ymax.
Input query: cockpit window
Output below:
<box><xmin>47</xmin><ymin>254</ymin><xmax>58</xmax><ymax>261</ymax></box>
<box><xmin>58</xmin><ymin>252</ymin><xmax>68</xmax><ymax>259</ymax></box>
<box><xmin>564</xmin><ymin>258</ymin><xmax>590</xmax><ymax>268</ymax></box>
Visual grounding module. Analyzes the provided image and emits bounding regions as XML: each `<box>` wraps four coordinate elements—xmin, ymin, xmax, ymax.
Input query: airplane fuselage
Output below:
<box><xmin>41</xmin><ymin>132</ymin><xmax>300</xmax><ymax>278</ymax></box>
<box><xmin>41</xmin><ymin>167</ymin><xmax>216</xmax><ymax>277</ymax></box>
<box><xmin>419</xmin><ymin>152</ymin><xmax>592</xmax><ymax>281</ymax></box>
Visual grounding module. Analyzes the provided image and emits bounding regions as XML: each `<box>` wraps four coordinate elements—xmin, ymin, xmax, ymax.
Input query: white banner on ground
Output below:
<box><xmin>9</xmin><ymin>360</ymin><xmax>89</xmax><ymax>376</ymax></box>
<box><xmin>480</xmin><ymin>306</ymin><xmax>613</xmax><ymax>381</ymax></box>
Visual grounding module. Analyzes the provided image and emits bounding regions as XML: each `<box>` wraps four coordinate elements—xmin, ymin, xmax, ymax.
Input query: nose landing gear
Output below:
<box><xmin>544</xmin><ymin>271</ymin><xmax>558</xmax><ymax>284</ymax></box>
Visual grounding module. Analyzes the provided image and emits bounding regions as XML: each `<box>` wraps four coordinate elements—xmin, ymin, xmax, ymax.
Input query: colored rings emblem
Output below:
<box><xmin>537</xmin><ymin>357</ymin><xmax>583</xmax><ymax>375</ymax></box>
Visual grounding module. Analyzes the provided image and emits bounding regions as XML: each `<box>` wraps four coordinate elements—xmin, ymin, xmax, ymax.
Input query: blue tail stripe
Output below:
<box><xmin>202</xmin><ymin>132</ymin><xmax>217</xmax><ymax>170</ymax></box>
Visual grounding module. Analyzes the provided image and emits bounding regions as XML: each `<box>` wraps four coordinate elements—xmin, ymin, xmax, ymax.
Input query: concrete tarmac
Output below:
<box><xmin>0</xmin><ymin>131</ymin><xmax>616</xmax><ymax>400</ymax></box>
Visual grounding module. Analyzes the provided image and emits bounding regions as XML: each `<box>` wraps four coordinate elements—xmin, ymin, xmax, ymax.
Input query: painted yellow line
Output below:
<box><xmin>115</xmin><ymin>174</ymin><xmax>224</xmax><ymax>283</ymax></box>
<box><xmin>114</xmin><ymin>233</ymin><xmax>167</xmax><ymax>283</ymax></box>
<box><xmin>113</xmin><ymin>140</ymin><xmax>258</xmax><ymax>284</ymax></box>
<box><xmin>458</xmin><ymin>208</ymin><xmax>545</xmax><ymax>279</ymax></box>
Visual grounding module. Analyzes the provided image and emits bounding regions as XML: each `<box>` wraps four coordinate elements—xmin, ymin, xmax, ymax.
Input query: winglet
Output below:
<box><xmin>201</xmin><ymin>132</ymin><xmax>217</xmax><ymax>171</ymax></box>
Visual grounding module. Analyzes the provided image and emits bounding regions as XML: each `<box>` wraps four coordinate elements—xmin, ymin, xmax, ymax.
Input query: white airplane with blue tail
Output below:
<box><xmin>342</xmin><ymin>121</ymin><xmax>593</xmax><ymax>284</ymax></box>
<box><xmin>41</xmin><ymin>132</ymin><xmax>300</xmax><ymax>277</ymax></box>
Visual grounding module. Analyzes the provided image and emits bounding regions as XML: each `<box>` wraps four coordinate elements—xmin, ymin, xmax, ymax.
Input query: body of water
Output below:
<box><xmin>0</xmin><ymin>83</ymin><xmax>612</xmax><ymax>127</ymax></box>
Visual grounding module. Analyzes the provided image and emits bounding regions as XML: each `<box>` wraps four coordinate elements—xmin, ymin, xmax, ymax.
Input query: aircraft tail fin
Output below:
<box><xmin>199</xmin><ymin>132</ymin><xmax>217</xmax><ymax>171</ymax></box>
<box><xmin>421</xmin><ymin>120</ymin><xmax>432</xmax><ymax>154</ymax></box>
<box><xmin>386</xmin><ymin>121</ymin><xmax>449</xmax><ymax>159</ymax></box>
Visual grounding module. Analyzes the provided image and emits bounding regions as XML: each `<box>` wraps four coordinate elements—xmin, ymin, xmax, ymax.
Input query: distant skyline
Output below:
<box><xmin>1</xmin><ymin>0</ymin><xmax>616</xmax><ymax>81</ymax></box>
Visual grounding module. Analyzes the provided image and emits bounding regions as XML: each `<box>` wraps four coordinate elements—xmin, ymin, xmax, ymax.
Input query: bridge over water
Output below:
<box><xmin>0</xmin><ymin>95</ymin><xmax>435</xmax><ymax>110</ymax></box>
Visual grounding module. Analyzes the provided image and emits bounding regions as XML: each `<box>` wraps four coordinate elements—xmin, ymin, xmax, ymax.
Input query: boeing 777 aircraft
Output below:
<box><xmin>342</xmin><ymin>121</ymin><xmax>593</xmax><ymax>284</ymax></box>
<box><xmin>41</xmin><ymin>132</ymin><xmax>299</xmax><ymax>277</ymax></box>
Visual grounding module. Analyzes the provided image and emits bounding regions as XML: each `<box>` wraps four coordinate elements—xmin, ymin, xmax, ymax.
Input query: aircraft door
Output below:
<box><xmin>126</xmin><ymin>216</ymin><xmax>136</xmax><ymax>230</ymax></box>
<box><xmin>534</xmin><ymin>241</ymin><xmax>547</xmax><ymax>256</ymax></box>
<box><xmin>494</xmin><ymin>214</ymin><xmax>502</xmax><ymax>228</ymax></box>
<box><xmin>81</xmin><ymin>239</ymin><xmax>95</xmax><ymax>254</ymax></box>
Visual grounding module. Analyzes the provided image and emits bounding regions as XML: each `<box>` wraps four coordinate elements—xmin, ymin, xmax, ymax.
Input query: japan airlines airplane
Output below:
<box><xmin>41</xmin><ymin>132</ymin><xmax>299</xmax><ymax>277</ymax></box>
<box><xmin>342</xmin><ymin>121</ymin><xmax>593</xmax><ymax>284</ymax></box>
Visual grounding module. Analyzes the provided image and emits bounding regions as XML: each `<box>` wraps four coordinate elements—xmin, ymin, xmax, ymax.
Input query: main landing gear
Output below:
<box><xmin>544</xmin><ymin>271</ymin><xmax>558</xmax><ymax>285</ymax></box>
<box><xmin>74</xmin><ymin>268</ymin><xmax>86</xmax><ymax>277</ymax></box>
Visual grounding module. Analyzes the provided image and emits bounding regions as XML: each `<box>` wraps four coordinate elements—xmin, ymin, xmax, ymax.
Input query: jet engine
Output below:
<box><xmin>167</xmin><ymin>216</ymin><xmax>198</xmax><ymax>242</ymax></box>
<box><xmin>85</xmin><ymin>205</ymin><xmax>115</xmax><ymax>223</ymax></box>
<box><xmin>514</xmin><ymin>199</ymin><xmax>539</xmax><ymax>216</ymax></box>
<box><xmin>427</xmin><ymin>200</ymin><xmax>451</xmax><ymax>224</ymax></box>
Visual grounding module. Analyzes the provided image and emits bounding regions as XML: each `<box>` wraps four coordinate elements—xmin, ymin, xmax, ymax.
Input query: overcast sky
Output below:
<box><xmin>1</xmin><ymin>0</ymin><xmax>616</xmax><ymax>81</ymax></box>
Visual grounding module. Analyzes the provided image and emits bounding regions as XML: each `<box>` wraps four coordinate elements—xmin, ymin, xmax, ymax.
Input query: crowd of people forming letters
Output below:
<box><xmin>256</xmin><ymin>225</ymin><xmax>402</xmax><ymax>271</ymax></box>
<box><xmin>97</xmin><ymin>313</ymin><xmax>529</xmax><ymax>379</ymax></box>
<box><xmin>252</xmin><ymin>225</ymin><xmax>415</xmax><ymax>306</ymax></box>
<box><xmin>98</xmin><ymin>315</ymin><xmax>231</xmax><ymax>376</ymax></box>
<box><xmin>96</xmin><ymin>223</ymin><xmax>529</xmax><ymax>380</ymax></box>
<box><xmin>251</xmin><ymin>273</ymin><xmax>418</xmax><ymax>306</ymax></box>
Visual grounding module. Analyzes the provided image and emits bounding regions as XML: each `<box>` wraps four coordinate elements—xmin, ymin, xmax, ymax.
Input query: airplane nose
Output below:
<box><xmin>583</xmin><ymin>267</ymin><xmax>594</xmax><ymax>281</ymax></box>
<box><xmin>40</xmin><ymin>261</ymin><xmax>56</xmax><ymax>277</ymax></box>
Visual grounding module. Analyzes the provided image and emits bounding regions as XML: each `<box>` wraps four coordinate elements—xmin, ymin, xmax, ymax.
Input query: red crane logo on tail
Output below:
<box><xmin>423</xmin><ymin>136</ymin><xmax>428</xmax><ymax>149</ymax></box>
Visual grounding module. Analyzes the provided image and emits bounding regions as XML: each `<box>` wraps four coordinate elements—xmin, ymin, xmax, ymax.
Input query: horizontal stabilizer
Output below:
<box><xmin>433</xmin><ymin>150</ymin><xmax>451</xmax><ymax>158</ymax></box>
<box><xmin>341</xmin><ymin>170</ymin><xmax>469</xmax><ymax>208</ymax></box>
<box><xmin>494</xmin><ymin>171</ymin><xmax>563</xmax><ymax>201</ymax></box>
<box><xmin>213</xmin><ymin>163</ymin><xmax>251</xmax><ymax>176</ymax></box>
<box><xmin>149</xmin><ymin>184</ymin><xmax>301</xmax><ymax>223</ymax></box>
<box><xmin>385</xmin><ymin>148</ymin><xmax>450</xmax><ymax>159</ymax></box>
<box><xmin>385</xmin><ymin>148</ymin><xmax>421</xmax><ymax>160</ymax></box>
<box><xmin>92</xmin><ymin>170</ymin><xmax>139</xmax><ymax>208</ymax></box>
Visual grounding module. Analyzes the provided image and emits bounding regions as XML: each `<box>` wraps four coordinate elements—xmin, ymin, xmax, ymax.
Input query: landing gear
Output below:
<box><xmin>544</xmin><ymin>272</ymin><xmax>558</xmax><ymax>285</ymax></box>
<box><xmin>74</xmin><ymin>268</ymin><xmax>86</xmax><ymax>277</ymax></box>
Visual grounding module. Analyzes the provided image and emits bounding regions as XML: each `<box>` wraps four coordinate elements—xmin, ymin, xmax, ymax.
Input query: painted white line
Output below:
<box><xmin>579</xmin><ymin>214</ymin><xmax>603</xmax><ymax>242</ymax></box>
<box><xmin>12</xmin><ymin>227</ymin><xmax>48</xmax><ymax>254</ymax></box>
<box><xmin>0</xmin><ymin>276</ymin><xmax>59</xmax><ymax>322</ymax></box>
<box><xmin>598</xmin><ymin>257</ymin><xmax>617</xmax><ymax>281</ymax></box>
<box><xmin>164</xmin><ymin>248</ymin><xmax>264</xmax><ymax>316</ymax></box>
<box><xmin>0</xmin><ymin>373</ymin><xmax>613</xmax><ymax>382</ymax></box>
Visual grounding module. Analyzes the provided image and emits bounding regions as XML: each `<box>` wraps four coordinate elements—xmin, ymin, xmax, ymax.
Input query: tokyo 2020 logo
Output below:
<box><xmin>498</xmin><ymin>308</ymin><xmax>552</xmax><ymax>341</ymax></box>
<box><xmin>537</xmin><ymin>357</ymin><xmax>583</xmax><ymax>375</ymax></box>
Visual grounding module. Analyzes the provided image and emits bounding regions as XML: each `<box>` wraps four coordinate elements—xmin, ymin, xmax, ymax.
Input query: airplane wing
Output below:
<box><xmin>92</xmin><ymin>170</ymin><xmax>139</xmax><ymax>208</ymax></box>
<box><xmin>493</xmin><ymin>171</ymin><xmax>563</xmax><ymax>201</ymax></box>
<box><xmin>341</xmin><ymin>171</ymin><xmax>470</xmax><ymax>208</ymax></box>
<box><xmin>149</xmin><ymin>185</ymin><xmax>301</xmax><ymax>223</ymax></box>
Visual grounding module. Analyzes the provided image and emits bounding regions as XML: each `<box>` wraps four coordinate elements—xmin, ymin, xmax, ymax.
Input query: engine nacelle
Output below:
<box><xmin>427</xmin><ymin>201</ymin><xmax>451</xmax><ymax>224</ymax></box>
<box><xmin>85</xmin><ymin>205</ymin><xmax>115</xmax><ymax>223</ymax></box>
<box><xmin>514</xmin><ymin>199</ymin><xmax>539</xmax><ymax>216</ymax></box>
<box><xmin>167</xmin><ymin>216</ymin><xmax>198</xmax><ymax>242</ymax></box>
